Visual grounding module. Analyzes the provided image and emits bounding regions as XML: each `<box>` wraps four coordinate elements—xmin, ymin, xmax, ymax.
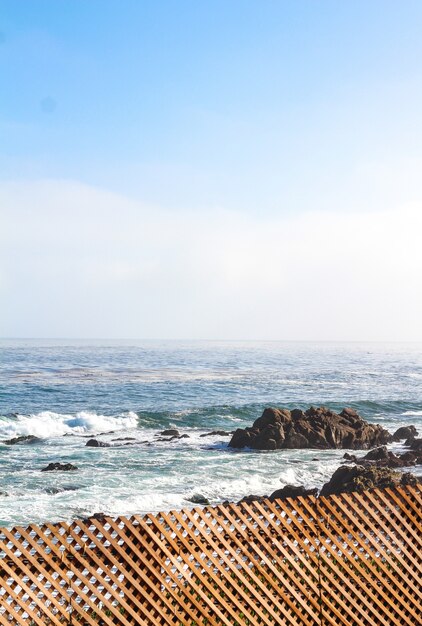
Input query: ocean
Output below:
<box><xmin>0</xmin><ymin>339</ymin><xmax>421</xmax><ymax>528</ymax></box>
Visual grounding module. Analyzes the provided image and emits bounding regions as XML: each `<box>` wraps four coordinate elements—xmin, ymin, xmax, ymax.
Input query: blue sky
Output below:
<box><xmin>1</xmin><ymin>1</ymin><xmax>422</xmax><ymax>339</ymax></box>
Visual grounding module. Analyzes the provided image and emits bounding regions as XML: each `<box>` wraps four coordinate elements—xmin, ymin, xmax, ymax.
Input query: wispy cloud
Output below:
<box><xmin>1</xmin><ymin>179</ymin><xmax>421</xmax><ymax>340</ymax></box>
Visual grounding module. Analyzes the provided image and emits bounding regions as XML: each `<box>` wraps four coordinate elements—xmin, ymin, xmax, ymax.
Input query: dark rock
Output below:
<box><xmin>290</xmin><ymin>408</ymin><xmax>306</xmax><ymax>420</ymax></box>
<box><xmin>229</xmin><ymin>428</ymin><xmax>254</xmax><ymax>448</ymax></box>
<box><xmin>45</xmin><ymin>485</ymin><xmax>80</xmax><ymax>494</ymax></box>
<box><xmin>269</xmin><ymin>485</ymin><xmax>318</xmax><ymax>501</ymax></box>
<box><xmin>3</xmin><ymin>435</ymin><xmax>41</xmax><ymax>445</ymax></box>
<box><xmin>320</xmin><ymin>465</ymin><xmax>409</xmax><ymax>496</ymax></box>
<box><xmin>187</xmin><ymin>494</ymin><xmax>210</xmax><ymax>505</ymax></box>
<box><xmin>398</xmin><ymin>451</ymin><xmax>419</xmax><ymax>465</ymax></box>
<box><xmin>342</xmin><ymin>446</ymin><xmax>420</xmax><ymax>469</ymax></box>
<box><xmin>41</xmin><ymin>462</ymin><xmax>78</xmax><ymax>472</ymax></box>
<box><xmin>239</xmin><ymin>494</ymin><xmax>266</xmax><ymax>504</ymax></box>
<box><xmin>82</xmin><ymin>512</ymin><xmax>107</xmax><ymax>524</ymax></box>
<box><xmin>228</xmin><ymin>406</ymin><xmax>391</xmax><ymax>451</ymax></box>
<box><xmin>343</xmin><ymin>452</ymin><xmax>357</xmax><ymax>461</ymax></box>
<box><xmin>253</xmin><ymin>408</ymin><xmax>291</xmax><ymax>429</ymax></box>
<box><xmin>340</xmin><ymin>407</ymin><xmax>360</xmax><ymax>419</ymax></box>
<box><xmin>160</xmin><ymin>429</ymin><xmax>180</xmax><ymax>437</ymax></box>
<box><xmin>200</xmin><ymin>430</ymin><xmax>230</xmax><ymax>437</ymax></box>
<box><xmin>112</xmin><ymin>437</ymin><xmax>137</xmax><ymax>442</ymax></box>
<box><xmin>392</xmin><ymin>425</ymin><xmax>418</xmax><ymax>441</ymax></box>
<box><xmin>362</xmin><ymin>446</ymin><xmax>390</xmax><ymax>461</ymax></box>
<box><xmin>85</xmin><ymin>439</ymin><xmax>111</xmax><ymax>448</ymax></box>
<box><xmin>179</xmin><ymin>434</ymin><xmax>190</xmax><ymax>439</ymax></box>
<box><xmin>408</xmin><ymin>438</ymin><xmax>422</xmax><ymax>451</ymax></box>
<box><xmin>400</xmin><ymin>472</ymin><xmax>420</xmax><ymax>487</ymax></box>
<box><xmin>283</xmin><ymin>431</ymin><xmax>310</xmax><ymax>449</ymax></box>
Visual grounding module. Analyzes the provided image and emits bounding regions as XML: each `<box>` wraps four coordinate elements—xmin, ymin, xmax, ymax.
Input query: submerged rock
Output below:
<box><xmin>200</xmin><ymin>430</ymin><xmax>231</xmax><ymax>437</ymax></box>
<box><xmin>3</xmin><ymin>435</ymin><xmax>41</xmax><ymax>445</ymax></box>
<box><xmin>41</xmin><ymin>462</ymin><xmax>78</xmax><ymax>472</ymax></box>
<box><xmin>229</xmin><ymin>406</ymin><xmax>392</xmax><ymax>451</ymax></box>
<box><xmin>45</xmin><ymin>485</ymin><xmax>80</xmax><ymax>494</ymax></box>
<box><xmin>160</xmin><ymin>429</ymin><xmax>180</xmax><ymax>437</ymax></box>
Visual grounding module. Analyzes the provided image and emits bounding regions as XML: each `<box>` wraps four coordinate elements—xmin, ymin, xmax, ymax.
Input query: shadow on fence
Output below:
<box><xmin>0</xmin><ymin>485</ymin><xmax>421</xmax><ymax>626</ymax></box>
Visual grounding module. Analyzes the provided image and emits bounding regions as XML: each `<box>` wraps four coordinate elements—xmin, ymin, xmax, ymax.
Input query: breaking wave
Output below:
<box><xmin>0</xmin><ymin>410</ymin><xmax>138</xmax><ymax>439</ymax></box>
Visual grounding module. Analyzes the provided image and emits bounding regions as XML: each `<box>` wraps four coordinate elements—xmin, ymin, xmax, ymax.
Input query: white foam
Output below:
<box><xmin>401</xmin><ymin>410</ymin><xmax>422</xmax><ymax>416</ymax></box>
<box><xmin>0</xmin><ymin>410</ymin><xmax>138</xmax><ymax>439</ymax></box>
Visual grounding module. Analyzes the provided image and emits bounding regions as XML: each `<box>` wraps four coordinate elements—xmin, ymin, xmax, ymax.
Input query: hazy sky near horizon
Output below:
<box><xmin>1</xmin><ymin>1</ymin><xmax>422</xmax><ymax>340</ymax></box>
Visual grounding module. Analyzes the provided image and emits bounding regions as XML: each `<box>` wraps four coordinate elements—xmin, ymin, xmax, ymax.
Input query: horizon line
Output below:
<box><xmin>1</xmin><ymin>337</ymin><xmax>422</xmax><ymax>343</ymax></box>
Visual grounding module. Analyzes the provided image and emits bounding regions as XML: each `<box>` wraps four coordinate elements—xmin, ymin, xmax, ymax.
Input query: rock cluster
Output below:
<box><xmin>4</xmin><ymin>435</ymin><xmax>41</xmax><ymax>445</ymax></box>
<box><xmin>320</xmin><ymin>465</ymin><xmax>418</xmax><ymax>497</ymax></box>
<box><xmin>41</xmin><ymin>462</ymin><xmax>78</xmax><ymax>472</ymax></box>
<box><xmin>344</xmin><ymin>444</ymin><xmax>422</xmax><ymax>469</ymax></box>
<box><xmin>229</xmin><ymin>406</ymin><xmax>391</xmax><ymax>450</ymax></box>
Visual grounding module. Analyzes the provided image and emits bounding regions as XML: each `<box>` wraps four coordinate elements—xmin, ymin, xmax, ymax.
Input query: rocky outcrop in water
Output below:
<box><xmin>41</xmin><ymin>462</ymin><xmax>78</xmax><ymax>472</ymax></box>
<box><xmin>86</xmin><ymin>439</ymin><xmax>111</xmax><ymax>448</ymax></box>
<box><xmin>188</xmin><ymin>494</ymin><xmax>210</xmax><ymax>505</ymax></box>
<box><xmin>320</xmin><ymin>465</ymin><xmax>419</xmax><ymax>496</ymax></box>
<box><xmin>344</xmin><ymin>445</ymin><xmax>422</xmax><ymax>468</ymax></box>
<box><xmin>392</xmin><ymin>425</ymin><xmax>418</xmax><ymax>441</ymax></box>
<box><xmin>228</xmin><ymin>406</ymin><xmax>392</xmax><ymax>451</ymax></box>
<box><xmin>4</xmin><ymin>435</ymin><xmax>41</xmax><ymax>445</ymax></box>
<box><xmin>269</xmin><ymin>485</ymin><xmax>318</xmax><ymax>501</ymax></box>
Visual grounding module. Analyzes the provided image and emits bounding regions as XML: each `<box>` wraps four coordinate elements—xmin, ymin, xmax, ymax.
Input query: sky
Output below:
<box><xmin>1</xmin><ymin>1</ymin><xmax>422</xmax><ymax>340</ymax></box>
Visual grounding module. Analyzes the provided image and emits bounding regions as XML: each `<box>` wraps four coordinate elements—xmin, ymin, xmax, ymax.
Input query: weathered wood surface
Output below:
<box><xmin>0</xmin><ymin>485</ymin><xmax>420</xmax><ymax>625</ymax></box>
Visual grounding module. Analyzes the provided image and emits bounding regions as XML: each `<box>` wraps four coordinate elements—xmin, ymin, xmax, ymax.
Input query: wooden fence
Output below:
<box><xmin>0</xmin><ymin>485</ymin><xmax>420</xmax><ymax>626</ymax></box>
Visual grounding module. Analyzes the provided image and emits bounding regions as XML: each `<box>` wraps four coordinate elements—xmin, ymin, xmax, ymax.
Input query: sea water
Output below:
<box><xmin>0</xmin><ymin>339</ymin><xmax>421</xmax><ymax>528</ymax></box>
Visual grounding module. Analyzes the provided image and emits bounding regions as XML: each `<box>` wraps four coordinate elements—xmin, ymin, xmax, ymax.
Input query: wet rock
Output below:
<box><xmin>269</xmin><ymin>485</ymin><xmax>318</xmax><ymax>501</ymax></box>
<box><xmin>408</xmin><ymin>438</ymin><xmax>422</xmax><ymax>451</ymax></box>
<box><xmin>82</xmin><ymin>512</ymin><xmax>107</xmax><ymax>524</ymax></box>
<box><xmin>200</xmin><ymin>430</ymin><xmax>230</xmax><ymax>437</ymax></box>
<box><xmin>392</xmin><ymin>425</ymin><xmax>418</xmax><ymax>441</ymax></box>
<box><xmin>239</xmin><ymin>494</ymin><xmax>266</xmax><ymax>504</ymax></box>
<box><xmin>41</xmin><ymin>462</ymin><xmax>78</xmax><ymax>472</ymax></box>
<box><xmin>45</xmin><ymin>485</ymin><xmax>80</xmax><ymax>494</ymax></box>
<box><xmin>228</xmin><ymin>406</ymin><xmax>391</xmax><ymax>451</ymax></box>
<box><xmin>188</xmin><ymin>494</ymin><xmax>210</xmax><ymax>505</ymax></box>
<box><xmin>400</xmin><ymin>472</ymin><xmax>420</xmax><ymax>487</ymax></box>
<box><xmin>343</xmin><ymin>446</ymin><xmax>421</xmax><ymax>469</ymax></box>
<box><xmin>112</xmin><ymin>437</ymin><xmax>137</xmax><ymax>442</ymax></box>
<box><xmin>160</xmin><ymin>429</ymin><xmax>180</xmax><ymax>437</ymax></box>
<box><xmin>3</xmin><ymin>435</ymin><xmax>41</xmax><ymax>445</ymax></box>
<box><xmin>343</xmin><ymin>452</ymin><xmax>357</xmax><ymax>461</ymax></box>
<box><xmin>85</xmin><ymin>439</ymin><xmax>111</xmax><ymax>448</ymax></box>
<box><xmin>253</xmin><ymin>407</ymin><xmax>291</xmax><ymax>430</ymax></box>
<box><xmin>229</xmin><ymin>429</ymin><xmax>254</xmax><ymax>448</ymax></box>
<box><xmin>320</xmin><ymin>465</ymin><xmax>416</xmax><ymax>497</ymax></box>
<box><xmin>155</xmin><ymin>434</ymin><xmax>186</xmax><ymax>442</ymax></box>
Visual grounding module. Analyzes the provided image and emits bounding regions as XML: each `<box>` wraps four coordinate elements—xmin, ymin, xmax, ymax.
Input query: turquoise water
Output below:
<box><xmin>1</xmin><ymin>339</ymin><xmax>421</xmax><ymax>527</ymax></box>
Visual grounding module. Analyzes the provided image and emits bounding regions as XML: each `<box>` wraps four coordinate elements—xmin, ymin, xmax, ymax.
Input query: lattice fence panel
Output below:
<box><xmin>0</xmin><ymin>486</ymin><xmax>420</xmax><ymax>625</ymax></box>
<box><xmin>315</xmin><ymin>485</ymin><xmax>422</xmax><ymax>626</ymax></box>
